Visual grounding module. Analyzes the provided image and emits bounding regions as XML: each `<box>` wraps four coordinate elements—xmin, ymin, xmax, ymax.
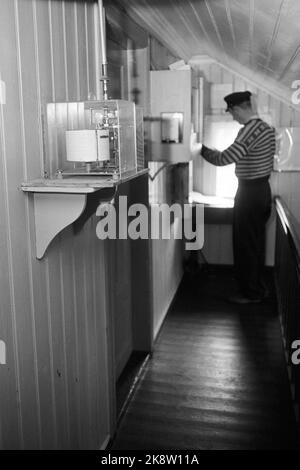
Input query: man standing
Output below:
<box><xmin>191</xmin><ymin>91</ymin><xmax>276</xmax><ymax>303</ymax></box>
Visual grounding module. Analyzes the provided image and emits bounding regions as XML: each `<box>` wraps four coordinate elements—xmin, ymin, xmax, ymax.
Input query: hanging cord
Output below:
<box><xmin>148</xmin><ymin>162</ymin><xmax>171</xmax><ymax>181</ymax></box>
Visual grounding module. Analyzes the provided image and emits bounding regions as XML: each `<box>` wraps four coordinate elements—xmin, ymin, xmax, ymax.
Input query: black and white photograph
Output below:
<box><xmin>0</xmin><ymin>0</ymin><xmax>300</xmax><ymax>452</ymax></box>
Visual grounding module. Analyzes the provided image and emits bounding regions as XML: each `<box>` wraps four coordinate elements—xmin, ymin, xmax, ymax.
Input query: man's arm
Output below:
<box><xmin>191</xmin><ymin>119</ymin><xmax>261</xmax><ymax>166</ymax></box>
<box><xmin>201</xmin><ymin>140</ymin><xmax>247</xmax><ymax>166</ymax></box>
<box><xmin>190</xmin><ymin>129</ymin><xmax>247</xmax><ymax>166</ymax></box>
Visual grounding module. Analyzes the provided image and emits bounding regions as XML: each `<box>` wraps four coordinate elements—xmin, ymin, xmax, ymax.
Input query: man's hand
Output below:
<box><xmin>190</xmin><ymin>131</ymin><xmax>202</xmax><ymax>157</ymax></box>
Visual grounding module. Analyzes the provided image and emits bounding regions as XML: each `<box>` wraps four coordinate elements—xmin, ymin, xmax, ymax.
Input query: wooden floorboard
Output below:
<box><xmin>111</xmin><ymin>268</ymin><xmax>300</xmax><ymax>450</ymax></box>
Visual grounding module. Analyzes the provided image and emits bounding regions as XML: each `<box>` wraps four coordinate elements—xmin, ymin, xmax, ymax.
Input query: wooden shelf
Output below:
<box><xmin>21</xmin><ymin>169</ymin><xmax>148</xmax><ymax>193</ymax></box>
<box><xmin>21</xmin><ymin>169</ymin><xmax>148</xmax><ymax>259</ymax></box>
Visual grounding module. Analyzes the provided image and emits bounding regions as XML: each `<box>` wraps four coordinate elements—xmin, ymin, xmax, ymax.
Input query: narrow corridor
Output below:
<box><xmin>111</xmin><ymin>268</ymin><xmax>299</xmax><ymax>450</ymax></box>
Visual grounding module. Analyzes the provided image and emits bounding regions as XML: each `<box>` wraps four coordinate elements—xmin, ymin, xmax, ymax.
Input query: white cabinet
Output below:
<box><xmin>149</xmin><ymin>70</ymin><xmax>199</xmax><ymax>162</ymax></box>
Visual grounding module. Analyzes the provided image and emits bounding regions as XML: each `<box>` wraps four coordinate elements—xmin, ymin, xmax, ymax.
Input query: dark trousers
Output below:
<box><xmin>233</xmin><ymin>177</ymin><xmax>272</xmax><ymax>299</ymax></box>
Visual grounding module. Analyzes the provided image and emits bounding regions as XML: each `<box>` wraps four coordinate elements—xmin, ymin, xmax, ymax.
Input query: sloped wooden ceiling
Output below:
<box><xmin>110</xmin><ymin>0</ymin><xmax>300</xmax><ymax>106</ymax></box>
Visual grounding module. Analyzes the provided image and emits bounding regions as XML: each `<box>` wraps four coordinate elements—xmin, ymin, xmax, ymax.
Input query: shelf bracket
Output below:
<box><xmin>21</xmin><ymin>169</ymin><xmax>148</xmax><ymax>259</ymax></box>
<box><xmin>33</xmin><ymin>193</ymin><xmax>87</xmax><ymax>259</ymax></box>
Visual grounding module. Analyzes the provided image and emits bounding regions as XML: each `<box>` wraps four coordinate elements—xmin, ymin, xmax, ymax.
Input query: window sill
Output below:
<box><xmin>189</xmin><ymin>191</ymin><xmax>234</xmax><ymax>224</ymax></box>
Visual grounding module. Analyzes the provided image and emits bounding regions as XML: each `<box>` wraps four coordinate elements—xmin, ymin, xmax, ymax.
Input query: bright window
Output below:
<box><xmin>216</xmin><ymin>164</ymin><xmax>238</xmax><ymax>198</ymax></box>
<box><xmin>203</xmin><ymin>115</ymin><xmax>242</xmax><ymax>198</ymax></box>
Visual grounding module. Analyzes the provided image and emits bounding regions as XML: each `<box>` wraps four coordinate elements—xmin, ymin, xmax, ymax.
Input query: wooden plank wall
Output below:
<box><xmin>112</xmin><ymin>31</ymin><xmax>186</xmax><ymax>344</ymax></box>
<box><xmin>105</xmin><ymin>30</ymin><xmax>150</xmax><ymax>378</ymax></box>
<box><xmin>0</xmin><ymin>0</ymin><xmax>111</xmax><ymax>450</ymax></box>
<box><xmin>147</xmin><ymin>37</ymin><xmax>188</xmax><ymax>339</ymax></box>
<box><xmin>193</xmin><ymin>61</ymin><xmax>300</xmax><ymax>266</ymax></box>
<box><xmin>148</xmin><ymin>162</ymin><xmax>187</xmax><ymax>339</ymax></box>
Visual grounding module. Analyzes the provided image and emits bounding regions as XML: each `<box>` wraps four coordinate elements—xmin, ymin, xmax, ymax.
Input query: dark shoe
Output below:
<box><xmin>227</xmin><ymin>294</ymin><xmax>263</xmax><ymax>304</ymax></box>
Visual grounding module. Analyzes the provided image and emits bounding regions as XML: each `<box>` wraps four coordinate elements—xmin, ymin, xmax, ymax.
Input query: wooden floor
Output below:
<box><xmin>111</xmin><ymin>267</ymin><xmax>300</xmax><ymax>450</ymax></box>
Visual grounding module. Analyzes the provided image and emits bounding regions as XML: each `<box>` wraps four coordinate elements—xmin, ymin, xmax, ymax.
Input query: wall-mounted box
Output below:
<box><xmin>149</xmin><ymin>70</ymin><xmax>197</xmax><ymax>163</ymax></box>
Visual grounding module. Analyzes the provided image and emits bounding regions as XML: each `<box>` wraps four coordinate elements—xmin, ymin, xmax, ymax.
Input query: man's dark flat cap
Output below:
<box><xmin>224</xmin><ymin>91</ymin><xmax>252</xmax><ymax>111</ymax></box>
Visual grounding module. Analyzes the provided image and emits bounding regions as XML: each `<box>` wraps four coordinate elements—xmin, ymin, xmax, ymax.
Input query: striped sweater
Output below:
<box><xmin>201</xmin><ymin>117</ymin><xmax>276</xmax><ymax>179</ymax></box>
